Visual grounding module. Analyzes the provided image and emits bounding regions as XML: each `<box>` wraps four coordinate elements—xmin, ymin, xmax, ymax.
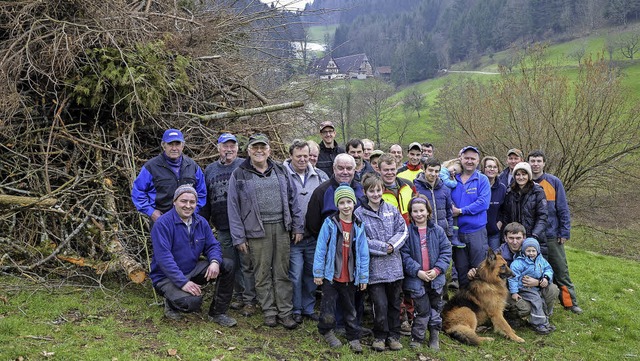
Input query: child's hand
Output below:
<box><xmin>314</xmin><ymin>277</ymin><xmax>323</xmax><ymax>286</ymax></box>
<box><xmin>417</xmin><ymin>270</ymin><xmax>429</xmax><ymax>282</ymax></box>
<box><xmin>386</xmin><ymin>244</ymin><xmax>393</xmax><ymax>254</ymax></box>
<box><xmin>425</xmin><ymin>269</ymin><xmax>438</xmax><ymax>280</ymax></box>
<box><xmin>540</xmin><ymin>278</ymin><xmax>549</xmax><ymax>288</ymax></box>
<box><xmin>360</xmin><ymin>283</ymin><xmax>368</xmax><ymax>291</ymax></box>
<box><xmin>512</xmin><ymin>293</ymin><xmax>521</xmax><ymax>301</ymax></box>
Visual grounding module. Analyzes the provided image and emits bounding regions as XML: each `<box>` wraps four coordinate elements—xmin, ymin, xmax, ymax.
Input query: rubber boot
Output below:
<box><xmin>428</xmin><ymin>328</ymin><xmax>440</xmax><ymax>351</ymax></box>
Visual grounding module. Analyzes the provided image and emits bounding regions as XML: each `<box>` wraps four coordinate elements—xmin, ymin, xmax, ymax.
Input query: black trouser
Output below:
<box><xmin>155</xmin><ymin>258</ymin><xmax>234</xmax><ymax>316</ymax></box>
<box><xmin>318</xmin><ymin>280</ymin><xmax>361</xmax><ymax>341</ymax></box>
<box><xmin>368</xmin><ymin>280</ymin><xmax>402</xmax><ymax>340</ymax></box>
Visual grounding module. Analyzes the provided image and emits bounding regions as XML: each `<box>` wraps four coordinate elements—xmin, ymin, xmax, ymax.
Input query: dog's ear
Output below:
<box><xmin>487</xmin><ymin>248</ymin><xmax>496</xmax><ymax>262</ymax></box>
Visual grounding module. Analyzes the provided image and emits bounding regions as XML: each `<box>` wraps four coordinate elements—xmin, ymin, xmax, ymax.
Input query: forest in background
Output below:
<box><xmin>302</xmin><ymin>0</ymin><xmax>640</xmax><ymax>84</ymax></box>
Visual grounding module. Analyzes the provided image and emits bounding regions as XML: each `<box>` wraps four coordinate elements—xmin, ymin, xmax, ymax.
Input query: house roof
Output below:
<box><xmin>334</xmin><ymin>53</ymin><xmax>368</xmax><ymax>73</ymax></box>
<box><xmin>310</xmin><ymin>54</ymin><xmax>333</xmax><ymax>73</ymax></box>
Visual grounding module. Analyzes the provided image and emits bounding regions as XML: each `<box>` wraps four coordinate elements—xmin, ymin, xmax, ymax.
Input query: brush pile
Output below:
<box><xmin>0</xmin><ymin>0</ymin><xmax>302</xmax><ymax>282</ymax></box>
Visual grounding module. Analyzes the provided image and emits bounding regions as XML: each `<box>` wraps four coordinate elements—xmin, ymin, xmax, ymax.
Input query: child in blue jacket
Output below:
<box><xmin>313</xmin><ymin>184</ymin><xmax>369</xmax><ymax>353</ymax></box>
<box><xmin>400</xmin><ymin>195</ymin><xmax>452</xmax><ymax>351</ymax></box>
<box><xmin>508</xmin><ymin>237</ymin><xmax>555</xmax><ymax>335</ymax></box>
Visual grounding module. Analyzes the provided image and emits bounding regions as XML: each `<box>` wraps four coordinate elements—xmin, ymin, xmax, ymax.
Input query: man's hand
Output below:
<box><xmin>293</xmin><ymin>233</ymin><xmax>303</xmax><ymax>244</ymax></box>
<box><xmin>540</xmin><ymin>278</ymin><xmax>549</xmax><ymax>288</ymax></box>
<box><xmin>181</xmin><ymin>281</ymin><xmax>202</xmax><ymax>296</ymax></box>
<box><xmin>205</xmin><ymin>261</ymin><xmax>220</xmax><ymax>281</ymax></box>
<box><xmin>151</xmin><ymin>210</ymin><xmax>163</xmax><ymax>222</ymax></box>
<box><xmin>522</xmin><ymin>275</ymin><xmax>539</xmax><ymax>288</ymax></box>
<box><xmin>467</xmin><ymin>267</ymin><xmax>477</xmax><ymax>280</ymax></box>
<box><xmin>452</xmin><ymin>205</ymin><xmax>462</xmax><ymax>217</ymax></box>
<box><xmin>236</xmin><ymin>243</ymin><xmax>248</xmax><ymax>254</ymax></box>
<box><xmin>558</xmin><ymin>237</ymin><xmax>568</xmax><ymax>245</ymax></box>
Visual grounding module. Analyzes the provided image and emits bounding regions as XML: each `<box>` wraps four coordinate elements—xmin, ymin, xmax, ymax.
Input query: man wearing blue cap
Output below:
<box><xmin>131</xmin><ymin>128</ymin><xmax>207</xmax><ymax>226</ymax></box>
<box><xmin>200</xmin><ymin>133</ymin><xmax>258</xmax><ymax>317</ymax></box>
<box><xmin>450</xmin><ymin>146</ymin><xmax>491</xmax><ymax>288</ymax></box>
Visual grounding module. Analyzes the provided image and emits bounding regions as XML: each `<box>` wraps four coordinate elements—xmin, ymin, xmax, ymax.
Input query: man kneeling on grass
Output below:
<box><xmin>149</xmin><ymin>185</ymin><xmax>237</xmax><ymax>327</ymax></box>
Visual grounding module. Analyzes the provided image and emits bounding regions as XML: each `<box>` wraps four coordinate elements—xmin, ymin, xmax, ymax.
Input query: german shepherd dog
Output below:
<box><xmin>442</xmin><ymin>249</ymin><xmax>525</xmax><ymax>345</ymax></box>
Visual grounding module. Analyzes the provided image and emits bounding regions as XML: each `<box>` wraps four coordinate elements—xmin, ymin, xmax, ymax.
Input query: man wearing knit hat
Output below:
<box><xmin>132</xmin><ymin>128</ymin><xmax>207</xmax><ymax>227</ymax></box>
<box><xmin>149</xmin><ymin>185</ymin><xmax>236</xmax><ymax>327</ymax></box>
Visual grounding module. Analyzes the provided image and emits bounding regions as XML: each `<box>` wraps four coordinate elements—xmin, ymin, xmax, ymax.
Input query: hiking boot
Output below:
<box><xmin>566</xmin><ymin>305</ymin><xmax>583</xmax><ymax>314</ymax></box>
<box><xmin>303</xmin><ymin>312</ymin><xmax>320</xmax><ymax>322</ymax></box>
<box><xmin>409</xmin><ymin>339</ymin><xmax>422</xmax><ymax>349</ymax></box>
<box><xmin>229</xmin><ymin>300</ymin><xmax>244</xmax><ymax>310</ymax></box>
<box><xmin>208</xmin><ymin>313</ymin><xmax>237</xmax><ymax>327</ymax></box>
<box><xmin>323</xmin><ymin>330</ymin><xmax>342</xmax><ymax>348</ymax></box>
<box><xmin>241</xmin><ymin>303</ymin><xmax>257</xmax><ymax>317</ymax></box>
<box><xmin>428</xmin><ymin>329</ymin><xmax>440</xmax><ymax>351</ymax></box>
<box><xmin>547</xmin><ymin>323</ymin><xmax>557</xmax><ymax>332</ymax></box>
<box><xmin>349</xmin><ymin>339</ymin><xmax>363</xmax><ymax>353</ymax></box>
<box><xmin>164</xmin><ymin>299</ymin><xmax>182</xmax><ymax>321</ymax></box>
<box><xmin>292</xmin><ymin>313</ymin><xmax>303</xmax><ymax>324</ymax></box>
<box><xmin>334</xmin><ymin>327</ymin><xmax>346</xmax><ymax>337</ymax></box>
<box><xmin>386</xmin><ymin>337</ymin><xmax>403</xmax><ymax>351</ymax></box>
<box><xmin>264</xmin><ymin>315</ymin><xmax>277</xmax><ymax>327</ymax></box>
<box><xmin>277</xmin><ymin>315</ymin><xmax>299</xmax><ymax>330</ymax></box>
<box><xmin>371</xmin><ymin>339</ymin><xmax>385</xmax><ymax>352</ymax></box>
<box><xmin>533</xmin><ymin>324</ymin><xmax>551</xmax><ymax>335</ymax></box>
<box><xmin>400</xmin><ymin>320</ymin><xmax>412</xmax><ymax>336</ymax></box>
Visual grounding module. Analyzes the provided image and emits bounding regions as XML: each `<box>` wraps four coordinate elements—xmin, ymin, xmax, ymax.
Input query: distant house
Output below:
<box><xmin>375</xmin><ymin>66</ymin><xmax>392</xmax><ymax>81</ymax></box>
<box><xmin>310</xmin><ymin>53</ymin><xmax>375</xmax><ymax>80</ymax></box>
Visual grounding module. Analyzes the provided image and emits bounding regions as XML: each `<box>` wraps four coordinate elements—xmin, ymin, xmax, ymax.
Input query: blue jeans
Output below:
<box><xmin>453</xmin><ymin>228</ymin><xmax>489</xmax><ymax>288</ymax></box>
<box><xmin>289</xmin><ymin>236</ymin><xmax>318</xmax><ymax>316</ymax></box>
<box><xmin>488</xmin><ymin>232</ymin><xmax>501</xmax><ymax>252</ymax></box>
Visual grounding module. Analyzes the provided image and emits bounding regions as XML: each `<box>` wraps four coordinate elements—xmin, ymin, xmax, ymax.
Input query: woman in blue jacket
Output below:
<box><xmin>400</xmin><ymin>195</ymin><xmax>452</xmax><ymax>351</ymax></box>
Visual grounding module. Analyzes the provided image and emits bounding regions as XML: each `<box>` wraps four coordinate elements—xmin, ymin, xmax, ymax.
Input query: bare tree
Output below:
<box><xmin>434</xmin><ymin>49</ymin><xmax>640</xmax><ymax>195</ymax></box>
<box><xmin>618</xmin><ymin>32</ymin><xmax>640</xmax><ymax>59</ymax></box>
<box><xmin>403</xmin><ymin>90</ymin><xmax>425</xmax><ymax>118</ymax></box>
<box><xmin>360</xmin><ymin>79</ymin><xmax>394</xmax><ymax>147</ymax></box>
<box><xmin>568</xmin><ymin>42</ymin><xmax>587</xmax><ymax>65</ymax></box>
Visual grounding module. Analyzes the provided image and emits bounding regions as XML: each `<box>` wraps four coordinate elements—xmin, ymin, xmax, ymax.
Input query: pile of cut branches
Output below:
<box><xmin>0</xmin><ymin>0</ymin><xmax>303</xmax><ymax>282</ymax></box>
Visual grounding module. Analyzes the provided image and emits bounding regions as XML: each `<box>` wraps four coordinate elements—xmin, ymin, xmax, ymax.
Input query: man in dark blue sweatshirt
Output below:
<box><xmin>150</xmin><ymin>185</ymin><xmax>236</xmax><ymax>327</ymax></box>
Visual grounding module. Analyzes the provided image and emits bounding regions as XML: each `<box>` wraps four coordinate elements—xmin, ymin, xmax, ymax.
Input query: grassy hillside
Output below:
<box><xmin>1</xmin><ymin>245</ymin><xmax>637</xmax><ymax>360</ymax></box>
<box><xmin>306</xmin><ymin>24</ymin><xmax>337</xmax><ymax>44</ymax></box>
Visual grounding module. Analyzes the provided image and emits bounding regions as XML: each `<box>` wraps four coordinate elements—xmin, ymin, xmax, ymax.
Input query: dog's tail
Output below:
<box><xmin>445</xmin><ymin>326</ymin><xmax>481</xmax><ymax>346</ymax></box>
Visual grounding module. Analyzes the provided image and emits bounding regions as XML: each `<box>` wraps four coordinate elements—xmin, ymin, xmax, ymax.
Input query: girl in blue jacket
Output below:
<box><xmin>400</xmin><ymin>195</ymin><xmax>452</xmax><ymax>351</ymax></box>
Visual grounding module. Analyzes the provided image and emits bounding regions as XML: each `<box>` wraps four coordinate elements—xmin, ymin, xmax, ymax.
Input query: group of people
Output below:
<box><xmin>131</xmin><ymin>123</ymin><xmax>582</xmax><ymax>353</ymax></box>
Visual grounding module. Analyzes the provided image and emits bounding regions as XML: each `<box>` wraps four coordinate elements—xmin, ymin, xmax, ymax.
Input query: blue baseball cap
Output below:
<box><xmin>459</xmin><ymin>145</ymin><xmax>480</xmax><ymax>155</ymax></box>
<box><xmin>217</xmin><ymin>133</ymin><xmax>238</xmax><ymax>144</ymax></box>
<box><xmin>162</xmin><ymin>129</ymin><xmax>185</xmax><ymax>143</ymax></box>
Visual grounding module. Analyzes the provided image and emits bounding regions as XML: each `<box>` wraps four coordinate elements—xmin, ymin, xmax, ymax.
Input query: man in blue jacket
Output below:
<box><xmin>131</xmin><ymin>129</ymin><xmax>207</xmax><ymax>227</ymax></box>
<box><xmin>451</xmin><ymin>146</ymin><xmax>491</xmax><ymax>288</ymax></box>
<box><xmin>150</xmin><ymin>185</ymin><xmax>236</xmax><ymax>326</ymax></box>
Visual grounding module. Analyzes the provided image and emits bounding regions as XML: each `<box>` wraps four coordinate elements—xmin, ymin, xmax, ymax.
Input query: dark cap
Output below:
<box><xmin>247</xmin><ymin>133</ymin><xmax>269</xmax><ymax>148</ymax></box>
<box><xmin>459</xmin><ymin>145</ymin><xmax>480</xmax><ymax>155</ymax></box>
<box><xmin>507</xmin><ymin>148</ymin><xmax>524</xmax><ymax>158</ymax></box>
<box><xmin>162</xmin><ymin>129</ymin><xmax>185</xmax><ymax>143</ymax></box>
<box><xmin>319</xmin><ymin>121</ymin><xmax>335</xmax><ymax>132</ymax></box>
<box><xmin>408</xmin><ymin>142</ymin><xmax>422</xmax><ymax>151</ymax></box>
<box><xmin>217</xmin><ymin>133</ymin><xmax>238</xmax><ymax>144</ymax></box>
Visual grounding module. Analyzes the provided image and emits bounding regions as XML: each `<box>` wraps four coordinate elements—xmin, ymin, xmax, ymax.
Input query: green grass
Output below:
<box><xmin>2</xmin><ymin>245</ymin><xmax>639</xmax><ymax>360</ymax></box>
<box><xmin>306</xmin><ymin>24</ymin><xmax>337</xmax><ymax>44</ymax></box>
